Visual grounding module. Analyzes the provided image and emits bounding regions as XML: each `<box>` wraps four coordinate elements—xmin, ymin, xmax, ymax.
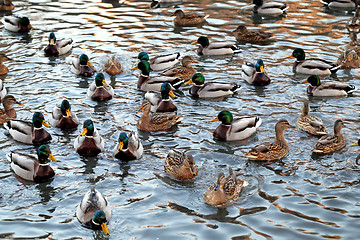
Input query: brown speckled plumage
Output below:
<box><xmin>164</xmin><ymin>149</ymin><xmax>198</xmax><ymax>180</ymax></box>
<box><xmin>313</xmin><ymin>119</ymin><xmax>345</xmax><ymax>154</ymax></box>
<box><xmin>232</xmin><ymin>25</ymin><xmax>272</xmax><ymax>43</ymax></box>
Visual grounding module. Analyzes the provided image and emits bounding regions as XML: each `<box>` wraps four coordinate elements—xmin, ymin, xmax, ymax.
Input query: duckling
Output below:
<box><xmin>185</xmin><ymin>73</ymin><xmax>241</xmax><ymax>98</ymax></box>
<box><xmin>49</xmin><ymin>99</ymin><xmax>79</xmax><ymax>130</ymax></box>
<box><xmin>7</xmin><ymin>145</ymin><xmax>57</xmax><ymax>182</ymax></box>
<box><xmin>4</xmin><ymin>112</ymin><xmax>52</xmax><ymax>145</ymax></box>
<box><xmin>2</xmin><ymin>16</ymin><xmax>32</xmax><ymax>33</ymax></box>
<box><xmin>0</xmin><ymin>95</ymin><xmax>22</xmax><ymax>124</ymax></box>
<box><xmin>350</xmin><ymin>139</ymin><xmax>360</xmax><ymax>163</ymax></box>
<box><xmin>76</xmin><ymin>188</ymin><xmax>111</xmax><ymax>235</ymax></box>
<box><xmin>137</xmin><ymin>51</ymin><xmax>180</xmax><ymax>71</ymax></box>
<box><xmin>113</xmin><ymin>131</ymin><xmax>143</xmax><ymax>161</ymax></box>
<box><xmin>313</xmin><ymin>119</ymin><xmax>346</xmax><ymax>154</ymax></box>
<box><xmin>144</xmin><ymin>82</ymin><xmax>177</xmax><ymax>113</ymax></box>
<box><xmin>74</xmin><ymin>119</ymin><xmax>104</xmax><ymax>156</ymax></box>
<box><xmin>250</xmin><ymin>0</ymin><xmax>289</xmax><ymax>15</ymax></box>
<box><xmin>103</xmin><ymin>55</ymin><xmax>123</xmax><ymax>75</ymax></box>
<box><xmin>173</xmin><ymin>9</ymin><xmax>209</xmax><ymax>26</ymax></box>
<box><xmin>321</xmin><ymin>0</ymin><xmax>357</xmax><ymax>8</ymax></box>
<box><xmin>0</xmin><ymin>0</ymin><xmax>15</xmax><ymax>11</ymax></box>
<box><xmin>44</xmin><ymin>32</ymin><xmax>73</xmax><ymax>57</ymax></box>
<box><xmin>137</xmin><ymin>101</ymin><xmax>183</xmax><ymax>132</ymax></box>
<box><xmin>297</xmin><ymin>100</ymin><xmax>327</xmax><ymax>136</ymax></box>
<box><xmin>192</xmin><ymin>36</ymin><xmax>241</xmax><ymax>56</ymax></box>
<box><xmin>337</xmin><ymin>49</ymin><xmax>360</xmax><ymax>69</ymax></box>
<box><xmin>289</xmin><ymin>48</ymin><xmax>340</xmax><ymax>75</ymax></box>
<box><xmin>0</xmin><ymin>53</ymin><xmax>11</xmax><ymax>75</ymax></box>
<box><xmin>241</xmin><ymin>59</ymin><xmax>271</xmax><ymax>85</ymax></box>
<box><xmin>244</xmin><ymin>119</ymin><xmax>295</xmax><ymax>161</ymax></box>
<box><xmin>87</xmin><ymin>73</ymin><xmax>114</xmax><ymax>101</ymax></box>
<box><xmin>347</xmin><ymin>8</ymin><xmax>360</xmax><ymax>32</ymax></box>
<box><xmin>164</xmin><ymin>149</ymin><xmax>198</xmax><ymax>180</ymax></box>
<box><xmin>203</xmin><ymin>167</ymin><xmax>248</xmax><ymax>206</ymax></box>
<box><xmin>301</xmin><ymin>75</ymin><xmax>355</xmax><ymax>97</ymax></box>
<box><xmin>71</xmin><ymin>54</ymin><xmax>97</xmax><ymax>77</ymax></box>
<box><xmin>160</xmin><ymin>55</ymin><xmax>196</xmax><ymax>80</ymax></box>
<box><xmin>232</xmin><ymin>25</ymin><xmax>273</xmax><ymax>43</ymax></box>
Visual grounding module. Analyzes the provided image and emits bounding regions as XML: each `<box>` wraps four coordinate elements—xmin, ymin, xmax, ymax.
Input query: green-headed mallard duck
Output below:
<box><xmin>244</xmin><ymin>119</ymin><xmax>295</xmax><ymax>161</ymax></box>
<box><xmin>74</xmin><ymin>119</ymin><xmax>104</xmax><ymax>156</ymax></box>
<box><xmin>321</xmin><ymin>0</ymin><xmax>357</xmax><ymax>8</ymax></box>
<box><xmin>297</xmin><ymin>100</ymin><xmax>327</xmax><ymax>136</ymax></box>
<box><xmin>164</xmin><ymin>149</ymin><xmax>198</xmax><ymax>180</ymax></box>
<box><xmin>2</xmin><ymin>16</ymin><xmax>32</xmax><ymax>33</ymax></box>
<box><xmin>301</xmin><ymin>75</ymin><xmax>355</xmax><ymax>97</ymax></box>
<box><xmin>44</xmin><ymin>32</ymin><xmax>73</xmax><ymax>57</ymax></box>
<box><xmin>185</xmin><ymin>73</ymin><xmax>241</xmax><ymax>98</ymax></box>
<box><xmin>350</xmin><ymin>139</ymin><xmax>360</xmax><ymax>163</ymax></box>
<box><xmin>0</xmin><ymin>95</ymin><xmax>22</xmax><ymax>124</ymax></box>
<box><xmin>0</xmin><ymin>53</ymin><xmax>11</xmax><ymax>75</ymax></box>
<box><xmin>192</xmin><ymin>36</ymin><xmax>241</xmax><ymax>56</ymax></box>
<box><xmin>137</xmin><ymin>51</ymin><xmax>180</xmax><ymax>71</ymax></box>
<box><xmin>313</xmin><ymin>119</ymin><xmax>345</xmax><ymax>154</ymax></box>
<box><xmin>71</xmin><ymin>54</ymin><xmax>97</xmax><ymax>77</ymax></box>
<box><xmin>113</xmin><ymin>131</ymin><xmax>143</xmax><ymax>161</ymax></box>
<box><xmin>173</xmin><ymin>9</ymin><xmax>209</xmax><ymax>26</ymax></box>
<box><xmin>49</xmin><ymin>99</ymin><xmax>79</xmax><ymax>130</ymax></box>
<box><xmin>0</xmin><ymin>0</ymin><xmax>15</xmax><ymax>11</ymax></box>
<box><xmin>347</xmin><ymin>8</ymin><xmax>360</xmax><ymax>32</ymax></box>
<box><xmin>203</xmin><ymin>167</ymin><xmax>248</xmax><ymax>206</ymax></box>
<box><xmin>337</xmin><ymin>49</ymin><xmax>360</xmax><ymax>69</ymax></box>
<box><xmin>241</xmin><ymin>59</ymin><xmax>271</xmax><ymax>85</ymax></box>
<box><xmin>250</xmin><ymin>0</ymin><xmax>288</xmax><ymax>15</ymax></box>
<box><xmin>103</xmin><ymin>55</ymin><xmax>123</xmax><ymax>75</ymax></box>
<box><xmin>7</xmin><ymin>145</ymin><xmax>57</xmax><ymax>182</ymax></box>
<box><xmin>144</xmin><ymin>82</ymin><xmax>177</xmax><ymax>113</ymax></box>
<box><xmin>4</xmin><ymin>112</ymin><xmax>52</xmax><ymax>145</ymax></box>
<box><xmin>87</xmin><ymin>73</ymin><xmax>114</xmax><ymax>101</ymax></box>
<box><xmin>160</xmin><ymin>55</ymin><xmax>196</xmax><ymax>80</ymax></box>
<box><xmin>289</xmin><ymin>48</ymin><xmax>340</xmax><ymax>75</ymax></box>
<box><xmin>76</xmin><ymin>188</ymin><xmax>111</xmax><ymax>235</ymax></box>
<box><xmin>233</xmin><ymin>25</ymin><xmax>273</xmax><ymax>43</ymax></box>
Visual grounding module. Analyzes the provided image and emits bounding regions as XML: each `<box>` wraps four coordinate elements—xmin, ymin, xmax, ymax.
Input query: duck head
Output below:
<box><xmin>60</xmin><ymin>99</ymin><xmax>72</xmax><ymax>118</ymax></box>
<box><xmin>185</xmin><ymin>73</ymin><xmax>205</xmax><ymax>85</ymax></box>
<box><xmin>37</xmin><ymin>145</ymin><xmax>57</xmax><ymax>164</ymax></box>
<box><xmin>33</xmin><ymin>112</ymin><xmax>50</xmax><ymax>128</ymax></box>
<box><xmin>95</xmin><ymin>73</ymin><xmax>108</xmax><ymax>87</ymax></box>
<box><xmin>81</xmin><ymin>119</ymin><xmax>95</xmax><ymax>136</ymax></box>
<box><xmin>93</xmin><ymin>210</ymin><xmax>109</xmax><ymax>235</ymax></box>
<box><xmin>210</xmin><ymin>111</ymin><xmax>233</xmax><ymax>125</ymax></box>
<box><xmin>118</xmin><ymin>132</ymin><xmax>128</xmax><ymax>151</ymax></box>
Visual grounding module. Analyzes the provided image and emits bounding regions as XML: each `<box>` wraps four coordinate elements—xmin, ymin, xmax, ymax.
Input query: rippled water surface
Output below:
<box><xmin>1</xmin><ymin>0</ymin><xmax>360</xmax><ymax>239</ymax></box>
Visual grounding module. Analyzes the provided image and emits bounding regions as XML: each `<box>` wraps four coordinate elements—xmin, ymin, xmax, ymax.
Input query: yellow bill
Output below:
<box><xmin>42</xmin><ymin>120</ymin><xmax>50</xmax><ymax>127</ymax></box>
<box><xmin>210</xmin><ymin>117</ymin><xmax>219</xmax><ymax>122</ymax></box>
<box><xmin>169</xmin><ymin>90</ymin><xmax>176</xmax><ymax>98</ymax></box>
<box><xmin>185</xmin><ymin>79</ymin><xmax>193</xmax><ymax>85</ymax></box>
<box><xmin>101</xmin><ymin>222</ymin><xmax>110</xmax><ymax>235</ymax></box>
<box><xmin>48</xmin><ymin>153</ymin><xmax>57</xmax><ymax>162</ymax></box>
<box><xmin>66</xmin><ymin>109</ymin><xmax>72</xmax><ymax>117</ymax></box>
<box><xmin>80</xmin><ymin>128</ymin><xmax>87</xmax><ymax>136</ymax></box>
<box><xmin>191</xmin><ymin>40</ymin><xmax>198</xmax><ymax>45</ymax></box>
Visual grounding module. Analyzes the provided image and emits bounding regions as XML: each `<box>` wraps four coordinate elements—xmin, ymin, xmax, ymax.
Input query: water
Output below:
<box><xmin>0</xmin><ymin>0</ymin><xmax>360</xmax><ymax>239</ymax></box>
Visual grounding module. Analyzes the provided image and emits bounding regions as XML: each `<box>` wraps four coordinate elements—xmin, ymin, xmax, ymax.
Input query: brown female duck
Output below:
<box><xmin>232</xmin><ymin>25</ymin><xmax>272</xmax><ymax>43</ymax></box>
<box><xmin>337</xmin><ymin>49</ymin><xmax>360</xmax><ymax>69</ymax></box>
<box><xmin>161</xmin><ymin>56</ymin><xmax>196</xmax><ymax>80</ymax></box>
<box><xmin>0</xmin><ymin>0</ymin><xmax>15</xmax><ymax>11</ymax></box>
<box><xmin>173</xmin><ymin>9</ymin><xmax>209</xmax><ymax>26</ymax></box>
<box><xmin>164</xmin><ymin>149</ymin><xmax>198</xmax><ymax>180</ymax></box>
<box><xmin>297</xmin><ymin>100</ymin><xmax>327</xmax><ymax>136</ymax></box>
<box><xmin>0</xmin><ymin>95</ymin><xmax>22</xmax><ymax>124</ymax></box>
<box><xmin>346</xmin><ymin>7</ymin><xmax>360</xmax><ymax>32</ymax></box>
<box><xmin>313</xmin><ymin>119</ymin><xmax>346</xmax><ymax>154</ymax></box>
<box><xmin>0</xmin><ymin>53</ymin><xmax>11</xmax><ymax>75</ymax></box>
<box><xmin>103</xmin><ymin>55</ymin><xmax>123</xmax><ymax>75</ymax></box>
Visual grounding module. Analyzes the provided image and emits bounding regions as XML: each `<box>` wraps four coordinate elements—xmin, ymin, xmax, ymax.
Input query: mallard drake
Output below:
<box><xmin>192</xmin><ymin>36</ymin><xmax>241</xmax><ymax>56</ymax></box>
<box><xmin>250</xmin><ymin>0</ymin><xmax>288</xmax><ymax>15</ymax></box>
<box><xmin>2</xmin><ymin>16</ymin><xmax>32</xmax><ymax>33</ymax></box>
<box><xmin>0</xmin><ymin>0</ymin><xmax>15</xmax><ymax>11</ymax></box>
<box><xmin>0</xmin><ymin>95</ymin><xmax>22</xmax><ymax>124</ymax></box>
<box><xmin>137</xmin><ymin>101</ymin><xmax>183</xmax><ymax>132</ymax></box>
<box><xmin>337</xmin><ymin>49</ymin><xmax>360</xmax><ymax>69</ymax></box>
<box><xmin>164</xmin><ymin>149</ymin><xmax>198</xmax><ymax>180</ymax></box>
<box><xmin>347</xmin><ymin>8</ymin><xmax>360</xmax><ymax>32</ymax></box>
<box><xmin>76</xmin><ymin>188</ymin><xmax>111</xmax><ymax>235</ymax></box>
<box><xmin>49</xmin><ymin>99</ymin><xmax>79</xmax><ymax>130</ymax></box>
<box><xmin>103</xmin><ymin>55</ymin><xmax>123</xmax><ymax>75</ymax></box>
<box><xmin>313</xmin><ymin>119</ymin><xmax>345</xmax><ymax>154</ymax></box>
<box><xmin>160</xmin><ymin>55</ymin><xmax>196</xmax><ymax>80</ymax></box>
<box><xmin>44</xmin><ymin>32</ymin><xmax>73</xmax><ymax>57</ymax></box>
<box><xmin>113</xmin><ymin>131</ymin><xmax>143</xmax><ymax>161</ymax></box>
<box><xmin>74</xmin><ymin>119</ymin><xmax>104</xmax><ymax>156</ymax></box>
<box><xmin>185</xmin><ymin>73</ymin><xmax>241</xmax><ymax>98</ymax></box>
<box><xmin>87</xmin><ymin>73</ymin><xmax>114</xmax><ymax>101</ymax></box>
<box><xmin>144</xmin><ymin>82</ymin><xmax>177</xmax><ymax>113</ymax></box>
<box><xmin>173</xmin><ymin>9</ymin><xmax>209</xmax><ymax>26</ymax></box>
<box><xmin>203</xmin><ymin>167</ymin><xmax>248</xmax><ymax>206</ymax></box>
<box><xmin>297</xmin><ymin>100</ymin><xmax>327</xmax><ymax>136</ymax></box>
<box><xmin>232</xmin><ymin>25</ymin><xmax>273</xmax><ymax>43</ymax></box>
<box><xmin>241</xmin><ymin>59</ymin><xmax>271</xmax><ymax>85</ymax></box>
<box><xmin>210</xmin><ymin>111</ymin><xmax>262</xmax><ymax>141</ymax></box>
<box><xmin>0</xmin><ymin>53</ymin><xmax>11</xmax><ymax>75</ymax></box>
<box><xmin>71</xmin><ymin>54</ymin><xmax>97</xmax><ymax>77</ymax></box>
<box><xmin>7</xmin><ymin>145</ymin><xmax>57</xmax><ymax>182</ymax></box>
<box><xmin>244</xmin><ymin>119</ymin><xmax>295</xmax><ymax>161</ymax></box>
<box><xmin>288</xmin><ymin>48</ymin><xmax>340</xmax><ymax>75</ymax></box>
<box><xmin>321</xmin><ymin>0</ymin><xmax>357</xmax><ymax>8</ymax></box>
<box><xmin>4</xmin><ymin>112</ymin><xmax>52</xmax><ymax>145</ymax></box>
<box><xmin>137</xmin><ymin>51</ymin><xmax>180</xmax><ymax>71</ymax></box>
<box><xmin>350</xmin><ymin>139</ymin><xmax>360</xmax><ymax>163</ymax></box>
<box><xmin>301</xmin><ymin>75</ymin><xmax>355</xmax><ymax>97</ymax></box>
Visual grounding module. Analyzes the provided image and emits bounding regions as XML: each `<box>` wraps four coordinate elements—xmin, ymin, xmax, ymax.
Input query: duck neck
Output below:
<box><xmin>274</xmin><ymin>127</ymin><xmax>287</xmax><ymax>147</ymax></box>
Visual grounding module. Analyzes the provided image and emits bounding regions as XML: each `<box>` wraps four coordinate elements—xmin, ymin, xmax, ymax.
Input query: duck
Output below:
<box><xmin>87</xmin><ymin>73</ymin><xmax>114</xmax><ymax>101</ymax></box>
<box><xmin>2</xmin><ymin>16</ymin><xmax>32</xmax><ymax>33</ymax></box>
<box><xmin>164</xmin><ymin>149</ymin><xmax>198</xmax><ymax>180</ymax></box>
<box><xmin>151</xmin><ymin>0</ymin><xmax>183</xmax><ymax>8</ymax></box>
<box><xmin>4</xmin><ymin>112</ymin><xmax>52</xmax><ymax>145</ymax></box>
<box><xmin>244</xmin><ymin>119</ymin><xmax>295</xmax><ymax>161</ymax></box>
<box><xmin>241</xmin><ymin>59</ymin><xmax>271</xmax><ymax>85</ymax></box>
<box><xmin>44</xmin><ymin>32</ymin><xmax>73</xmax><ymax>57</ymax></box>
<box><xmin>49</xmin><ymin>99</ymin><xmax>79</xmax><ymax>130</ymax></box>
<box><xmin>0</xmin><ymin>95</ymin><xmax>22</xmax><ymax>124</ymax></box>
<box><xmin>113</xmin><ymin>131</ymin><xmax>143</xmax><ymax>161</ymax></box>
<box><xmin>288</xmin><ymin>48</ymin><xmax>340</xmax><ymax>75</ymax></box>
<box><xmin>137</xmin><ymin>101</ymin><xmax>183</xmax><ymax>132</ymax></box>
<box><xmin>192</xmin><ymin>36</ymin><xmax>241</xmax><ymax>56</ymax></box>
<box><xmin>313</xmin><ymin>119</ymin><xmax>346</xmax><ymax>154</ymax></box>
<box><xmin>301</xmin><ymin>75</ymin><xmax>356</xmax><ymax>97</ymax></box>
<box><xmin>76</xmin><ymin>188</ymin><xmax>111</xmax><ymax>235</ymax></box>
<box><xmin>203</xmin><ymin>167</ymin><xmax>248</xmax><ymax>206</ymax></box>
<box><xmin>337</xmin><ymin>49</ymin><xmax>360</xmax><ymax>69</ymax></box>
<box><xmin>185</xmin><ymin>73</ymin><xmax>241</xmax><ymax>98</ymax></box>
<box><xmin>232</xmin><ymin>25</ymin><xmax>273</xmax><ymax>43</ymax></box>
<box><xmin>0</xmin><ymin>53</ymin><xmax>11</xmax><ymax>75</ymax></box>
<box><xmin>7</xmin><ymin>145</ymin><xmax>57</xmax><ymax>182</ymax></box>
<box><xmin>0</xmin><ymin>0</ymin><xmax>15</xmax><ymax>11</ymax></box>
<box><xmin>350</xmin><ymin>139</ymin><xmax>360</xmax><ymax>164</ymax></box>
<box><xmin>347</xmin><ymin>8</ymin><xmax>360</xmax><ymax>32</ymax></box>
<box><xmin>297</xmin><ymin>100</ymin><xmax>327</xmax><ymax>136</ymax></box>
<box><xmin>143</xmin><ymin>82</ymin><xmax>177</xmax><ymax>113</ymax></box>
<box><xmin>160</xmin><ymin>55</ymin><xmax>196</xmax><ymax>80</ymax></box>
<box><xmin>137</xmin><ymin>51</ymin><xmax>180</xmax><ymax>71</ymax></box>
<box><xmin>74</xmin><ymin>119</ymin><xmax>104</xmax><ymax>156</ymax></box>
<box><xmin>250</xmin><ymin>0</ymin><xmax>289</xmax><ymax>15</ymax></box>
<box><xmin>210</xmin><ymin>111</ymin><xmax>262</xmax><ymax>141</ymax></box>
<box><xmin>71</xmin><ymin>54</ymin><xmax>97</xmax><ymax>77</ymax></box>
<box><xmin>321</xmin><ymin>0</ymin><xmax>357</xmax><ymax>8</ymax></box>
<box><xmin>347</xmin><ymin>32</ymin><xmax>360</xmax><ymax>52</ymax></box>
<box><xmin>173</xmin><ymin>9</ymin><xmax>209</xmax><ymax>26</ymax></box>
<box><xmin>103</xmin><ymin>55</ymin><xmax>123</xmax><ymax>75</ymax></box>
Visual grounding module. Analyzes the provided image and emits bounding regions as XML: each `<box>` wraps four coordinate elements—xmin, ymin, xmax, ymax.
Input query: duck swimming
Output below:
<box><xmin>0</xmin><ymin>95</ymin><xmax>22</xmax><ymax>124</ymax></box>
<box><xmin>113</xmin><ymin>131</ymin><xmax>143</xmax><ymax>161</ymax></box>
<box><xmin>44</xmin><ymin>32</ymin><xmax>73</xmax><ymax>57</ymax></box>
<box><xmin>137</xmin><ymin>51</ymin><xmax>180</xmax><ymax>71</ymax></box>
<box><xmin>74</xmin><ymin>119</ymin><xmax>104</xmax><ymax>156</ymax></box>
<box><xmin>49</xmin><ymin>99</ymin><xmax>79</xmax><ymax>130</ymax></box>
<box><xmin>313</xmin><ymin>119</ymin><xmax>346</xmax><ymax>154</ymax></box>
<box><xmin>250</xmin><ymin>0</ymin><xmax>288</xmax><ymax>15</ymax></box>
<box><xmin>297</xmin><ymin>100</ymin><xmax>327</xmax><ymax>136</ymax></box>
<box><xmin>87</xmin><ymin>73</ymin><xmax>114</xmax><ymax>101</ymax></box>
<box><xmin>321</xmin><ymin>0</ymin><xmax>357</xmax><ymax>8</ymax></box>
<box><xmin>71</xmin><ymin>54</ymin><xmax>97</xmax><ymax>77</ymax></box>
<box><xmin>160</xmin><ymin>55</ymin><xmax>196</xmax><ymax>80</ymax></box>
<box><xmin>173</xmin><ymin>9</ymin><xmax>209</xmax><ymax>26</ymax></box>
<box><xmin>2</xmin><ymin>16</ymin><xmax>32</xmax><ymax>33</ymax></box>
<box><xmin>192</xmin><ymin>36</ymin><xmax>241</xmax><ymax>56</ymax></box>
<box><xmin>0</xmin><ymin>53</ymin><xmax>11</xmax><ymax>75</ymax></box>
<box><xmin>233</xmin><ymin>25</ymin><xmax>273</xmax><ymax>43</ymax></box>
<box><xmin>164</xmin><ymin>149</ymin><xmax>198</xmax><ymax>180</ymax></box>
<box><xmin>241</xmin><ymin>59</ymin><xmax>271</xmax><ymax>85</ymax></box>
<box><xmin>0</xmin><ymin>0</ymin><xmax>15</xmax><ymax>11</ymax></box>
<box><xmin>144</xmin><ymin>82</ymin><xmax>177</xmax><ymax>113</ymax></box>
<box><xmin>103</xmin><ymin>55</ymin><xmax>123</xmax><ymax>75</ymax></box>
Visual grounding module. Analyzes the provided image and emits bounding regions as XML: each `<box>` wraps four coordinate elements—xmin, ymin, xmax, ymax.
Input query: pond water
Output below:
<box><xmin>0</xmin><ymin>0</ymin><xmax>360</xmax><ymax>239</ymax></box>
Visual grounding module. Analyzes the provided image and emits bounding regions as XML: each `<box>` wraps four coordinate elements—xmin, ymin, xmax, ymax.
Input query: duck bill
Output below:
<box><xmin>101</xmin><ymin>222</ymin><xmax>110</xmax><ymax>235</ymax></box>
<box><xmin>42</xmin><ymin>120</ymin><xmax>50</xmax><ymax>127</ymax></box>
<box><xmin>210</xmin><ymin>117</ymin><xmax>219</xmax><ymax>122</ymax></box>
<box><xmin>214</xmin><ymin>180</ymin><xmax>221</xmax><ymax>191</ymax></box>
<box><xmin>169</xmin><ymin>90</ymin><xmax>176</xmax><ymax>98</ymax></box>
<box><xmin>15</xmin><ymin>100</ymin><xmax>23</xmax><ymax>105</ymax></box>
<box><xmin>289</xmin><ymin>125</ymin><xmax>296</xmax><ymax>129</ymax></box>
<box><xmin>247</xmin><ymin>2</ymin><xmax>253</xmax><ymax>5</ymax></box>
<box><xmin>29</xmin><ymin>24</ymin><xmax>33</xmax><ymax>29</ymax></box>
<box><xmin>118</xmin><ymin>142</ymin><xmax>124</xmax><ymax>151</ymax></box>
<box><xmin>300</xmin><ymin>79</ymin><xmax>309</xmax><ymax>84</ymax></box>
<box><xmin>260</xmin><ymin>65</ymin><xmax>265</xmax><ymax>73</ymax></box>
<box><xmin>286</xmin><ymin>54</ymin><xmax>293</xmax><ymax>58</ymax></box>
<box><xmin>185</xmin><ymin>79</ymin><xmax>193</xmax><ymax>85</ymax></box>
<box><xmin>50</xmin><ymin>38</ymin><xmax>55</xmax><ymax>45</ymax></box>
<box><xmin>131</xmin><ymin>65</ymin><xmax>138</xmax><ymax>70</ymax></box>
<box><xmin>48</xmin><ymin>153</ymin><xmax>57</xmax><ymax>162</ymax></box>
<box><xmin>189</xmin><ymin>166</ymin><xmax>196</xmax><ymax>176</ymax></box>
<box><xmin>351</xmin><ymin>142</ymin><xmax>359</xmax><ymax>146</ymax></box>
<box><xmin>80</xmin><ymin>128</ymin><xmax>87</xmax><ymax>136</ymax></box>
<box><xmin>66</xmin><ymin>109</ymin><xmax>72</xmax><ymax>117</ymax></box>
<box><xmin>102</xmin><ymin>79</ymin><xmax>108</xmax><ymax>87</ymax></box>
<box><xmin>191</xmin><ymin>40</ymin><xmax>198</xmax><ymax>45</ymax></box>
<box><xmin>87</xmin><ymin>61</ymin><xmax>94</xmax><ymax>67</ymax></box>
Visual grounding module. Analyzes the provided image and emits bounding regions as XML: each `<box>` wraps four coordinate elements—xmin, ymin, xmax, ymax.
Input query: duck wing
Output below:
<box><xmin>207</xmin><ymin>41</ymin><xmax>235</xmax><ymax>50</ymax></box>
<box><xmin>7</xmin><ymin>152</ymin><xmax>38</xmax><ymax>181</ymax></box>
<box><xmin>151</xmin><ymin>52</ymin><xmax>180</xmax><ymax>65</ymax></box>
<box><xmin>300</xmin><ymin>58</ymin><xmax>338</xmax><ymax>70</ymax></box>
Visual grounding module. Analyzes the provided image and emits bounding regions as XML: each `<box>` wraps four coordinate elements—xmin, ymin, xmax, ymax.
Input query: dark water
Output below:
<box><xmin>0</xmin><ymin>0</ymin><xmax>360</xmax><ymax>239</ymax></box>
